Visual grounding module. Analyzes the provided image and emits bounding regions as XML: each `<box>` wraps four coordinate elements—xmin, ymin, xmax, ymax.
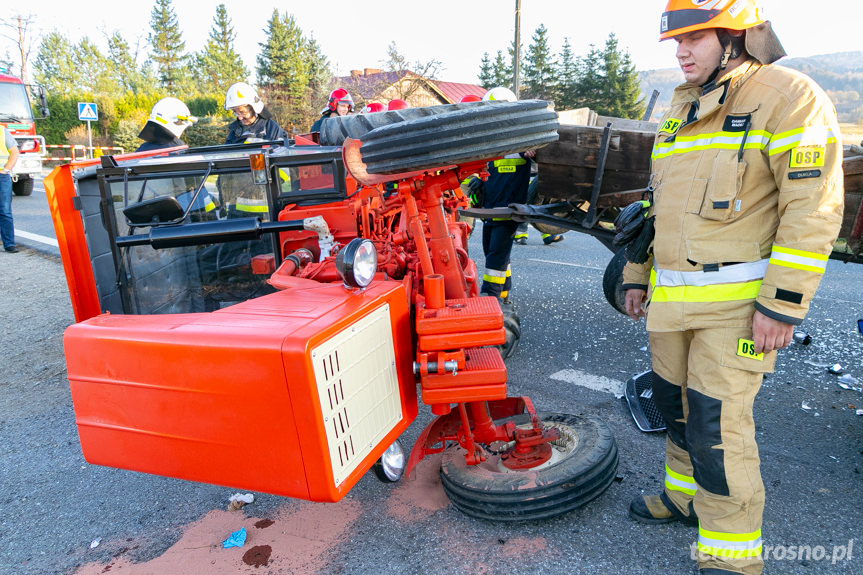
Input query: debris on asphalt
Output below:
<box><xmin>856</xmin><ymin>409</ymin><xmax>863</xmax><ymax>416</ymax></box>
<box><xmin>837</xmin><ymin>374</ymin><xmax>862</xmax><ymax>391</ymax></box>
<box><xmin>222</xmin><ymin>527</ymin><xmax>247</xmax><ymax>549</ymax></box>
<box><xmin>857</xmin><ymin>319</ymin><xmax>862</xmax><ymax>335</ymax></box>
<box><xmin>828</xmin><ymin>363</ymin><xmax>844</xmax><ymax>375</ymax></box>
<box><xmin>89</xmin><ymin>538</ymin><xmax>101</xmax><ymax>549</ymax></box>
<box><xmin>804</xmin><ymin>359</ymin><xmax>831</xmax><ymax>368</ymax></box>
<box><xmin>792</xmin><ymin>331</ymin><xmax>811</xmax><ymax>345</ymax></box>
<box><xmin>801</xmin><ymin>401</ymin><xmax>813</xmax><ymax>411</ymax></box>
<box><xmin>228</xmin><ymin>492</ymin><xmax>255</xmax><ymax>511</ymax></box>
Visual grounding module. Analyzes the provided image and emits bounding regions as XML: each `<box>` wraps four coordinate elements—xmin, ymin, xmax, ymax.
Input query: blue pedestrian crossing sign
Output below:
<box><xmin>78</xmin><ymin>102</ymin><xmax>98</xmax><ymax>121</ymax></box>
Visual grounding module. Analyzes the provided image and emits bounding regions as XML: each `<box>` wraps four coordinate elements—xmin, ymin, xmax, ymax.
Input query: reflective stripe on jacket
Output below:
<box><xmin>623</xmin><ymin>59</ymin><xmax>844</xmax><ymax>330</ymax></box>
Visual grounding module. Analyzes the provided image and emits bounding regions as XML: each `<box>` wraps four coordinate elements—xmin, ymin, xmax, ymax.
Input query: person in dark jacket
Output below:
<box><xmin>310</xmin><ymin>88</ymin><xmax>354</xmax><ymax>132</ymax></box>
<box><xmin>224</xmin><ymin>82</ymin><xmax>286</xmax><ymax>144</ymax></box>
<box><xmin>136</xmin><ymin>97</ymin><xmax>197</xmax><ymax>152</ymax></box>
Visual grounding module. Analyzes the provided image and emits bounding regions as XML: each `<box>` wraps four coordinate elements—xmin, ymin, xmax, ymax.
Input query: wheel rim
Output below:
<box><xmin>493</xmin><ymin>419</ymin><xmax>581</xmax><ymax>473</ymax></box>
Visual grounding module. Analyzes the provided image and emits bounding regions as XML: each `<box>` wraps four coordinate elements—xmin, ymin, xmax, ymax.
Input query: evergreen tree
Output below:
<box><xmin>74</xmin><ymin>37</ymin><xmax>113</xmax><ymax>95</ymax></box>
<box><xmin>307</xmin><ymin>36</ymin><xmax>332</xmax><ymax>115</ymax></box>
<box><xmin>148</xmin><ymin>0</ymin><xmax>186</xmax><ymax>91</ymax></box>
<box><xmin>523</xmin><ymin>25</ymin><xmax>555</xmax><ymax>100</ymax></box>
<box><xmin>555</xmin><ymin>37</ymin><xmax>579</xmax><ymax>110</ymax></box>
<box><xmin>257</xmin><ymin>10</ymin><xmax>314</xmax><ymax>132</ymax></box>
<box><xmin>106</xmin><ymin>32</ymin><xmax>157</xmax><ymax>95</ymax></box>
<box><xmin>491</xmin><ymin>50</ymin><xmax>511</xmax><ymax>89</ymax></box>
<box><xmin>478</xmin><ymin>52</ymin><xmax>493</xmax><ymax>89</ymax></box>
<box><xmin>576</xmin><ymin>44</ymin><xmax>605</xmax><ymax>111</ymax></box>
<box><xmin>33</xmin><ymin>31</ymin><xmax>80</xmax><ymax>95</ymax></box>
<box><xmin>600</xmin><ymin>34</ymin><xmax>645</xmax><ymax>119</ymax></box>
<box><xmin>195</xmin><ymin>4</ymin><xmax>248</xmax><ymax>93</ymax></box>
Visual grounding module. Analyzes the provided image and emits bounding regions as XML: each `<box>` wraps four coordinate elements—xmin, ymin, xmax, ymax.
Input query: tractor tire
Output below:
<box><xmin>499</xmin><ymin>301</ymin><xmax>521</xmax><ymax>360</ymax></box>
<box><xmin>440</xmin><ymin>413</ymin><xmax>618</xmax><ymax>522</ymax></box>
<box><xmin>602</xmin><ymin>248</ymin><xmax>628</xmax><ymax>316</ymax></box>
<box><xmin>320</xmin><ymin>100</ymin><xmax>559</xmax><ymax>175</ymax></box>
<box><xmin>12</xmin><ymin>176</ymin><xmax>34</xmax><ymax>197</ymax></box>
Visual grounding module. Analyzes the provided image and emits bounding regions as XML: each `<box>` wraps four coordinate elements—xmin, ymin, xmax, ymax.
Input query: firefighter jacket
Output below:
<box><xmin>622</xmin><ymin>59</ymin><xmax>844</xmax><ymax>331</ymax></box>
<box><xmin>483</xmin><ymin>153</ymin><xmax>532</xmax><ymax>209</ymax></box>
<box><xmin>225</xmin><ymin>114</ymin><xmax>286</xmax><ymax>144</ymax></box>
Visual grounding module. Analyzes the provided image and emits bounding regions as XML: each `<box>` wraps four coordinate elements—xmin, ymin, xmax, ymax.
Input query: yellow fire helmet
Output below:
<box><xmin>659</xmin><ymin>0</ymin><xmax>785</xmax><ymax>64</ymax></box>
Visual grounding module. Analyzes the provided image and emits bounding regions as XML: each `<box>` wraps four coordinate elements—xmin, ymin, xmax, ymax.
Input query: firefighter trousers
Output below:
<box><xmin>481</xmin><ymin>219</ymin><xmax>518</xmax><ymax>299</ymax></box>
<box><xmin>649</xmin><ymin>327</ymin><xmax>776</xmax><ymax>575</ymax></box>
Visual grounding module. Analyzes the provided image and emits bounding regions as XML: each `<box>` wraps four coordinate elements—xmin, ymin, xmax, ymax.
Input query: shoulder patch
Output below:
<box><xmin>788</xmin><ymin>169</ymin><xmax>821</xmax><ymax>180</ymax></box>
<box><xmin>789</xmin><ymin>146</ymin><xmax>826</xmax><ymax>169</ymax></box>
<box><xmin>659</xmin><ymin>118</ymin><xmax>681</xmax><ymax>135</ymax></box>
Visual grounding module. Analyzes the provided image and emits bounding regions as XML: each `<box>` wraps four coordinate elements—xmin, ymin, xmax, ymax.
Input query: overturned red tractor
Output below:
<box><xmin>45</xmin><ymin>101</ymin><xmax>618</xmax><ymax>521</ymax></box>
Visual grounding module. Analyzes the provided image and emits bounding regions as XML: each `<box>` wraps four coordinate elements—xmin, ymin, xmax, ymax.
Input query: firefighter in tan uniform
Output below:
<box><xmin>622</xmin><ymin>2</ymin><xmax>844</xmax><ymax>574</ymax></box>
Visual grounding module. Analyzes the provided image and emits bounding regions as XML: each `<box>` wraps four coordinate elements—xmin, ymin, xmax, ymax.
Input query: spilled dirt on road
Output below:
<box><xmin>73</xmin><ymin>498</ymin><xmax>362</xmax><ymax>575</ymax></box>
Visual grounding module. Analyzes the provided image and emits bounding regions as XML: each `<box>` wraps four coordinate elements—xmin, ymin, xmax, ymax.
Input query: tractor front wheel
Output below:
<box><xmin>439</xmin><ymin>413</ymin><xmax>618</xmax><ymax>522</ymax></box>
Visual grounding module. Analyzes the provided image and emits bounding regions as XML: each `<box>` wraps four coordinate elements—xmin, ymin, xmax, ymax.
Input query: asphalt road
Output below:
<box><xmin>7</xmin><ymin>174</ymin><xmax>61</xmax><ymax>259</ymax></box>
<box><xmin>0</xmin><ymin>216</ymin><xmax>861</xmax><ymax>575</ymax></box>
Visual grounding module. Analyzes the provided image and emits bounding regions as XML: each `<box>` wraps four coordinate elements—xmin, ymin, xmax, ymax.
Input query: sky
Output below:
<box><xmin>3</xmin><ymin>0</ymin><xmax>861</xmax><ymax>85</ymax></box>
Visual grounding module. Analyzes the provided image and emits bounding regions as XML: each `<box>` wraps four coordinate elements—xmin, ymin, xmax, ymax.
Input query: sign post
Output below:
<box><xmin>77</xmin><ymin>102</ymin><xmax>99</xmax><ymax>159</ymax></box>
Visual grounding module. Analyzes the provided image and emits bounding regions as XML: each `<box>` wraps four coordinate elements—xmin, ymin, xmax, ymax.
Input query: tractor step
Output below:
<box><xmin>624</xmin><ymin>371</ymin><xmax>666</xmax><ymax>432</ymax></box>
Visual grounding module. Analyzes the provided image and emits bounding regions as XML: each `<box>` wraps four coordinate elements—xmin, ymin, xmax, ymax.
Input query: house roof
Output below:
<box><xmin>433</xmin><ymin>81</ymin><xmax>486</xmax><ymax>104</ymax></box>
<box><xmin>336</xmin><ymin>70</ymin><xmax>412</xmax><ymax>100</ymax></box>
<box><xmin>335</xmin><ymin>69</ymin><xmax>485</xmax><ymax>104</ymax></box>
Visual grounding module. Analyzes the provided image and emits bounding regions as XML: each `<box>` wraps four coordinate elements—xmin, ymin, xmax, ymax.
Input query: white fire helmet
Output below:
<box><xmin>482</xmin><ymin>87</ymin><xmax>517</xmax><ymax>102</ymax></box>
<box><xmin>148</xmin><ymin>97</ymin><xmax>198</xmax><ymax>138</ymax></box>
<box><xmin>224</xmin><ymin>82</ymin><xmax>265</xmax><ymax>115</ymax></box>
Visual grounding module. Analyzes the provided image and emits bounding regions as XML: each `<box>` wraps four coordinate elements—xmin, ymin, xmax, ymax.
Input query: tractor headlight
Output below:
<box><xmin>372</xmin><ymin>439</ymin><xmax>406</xmax><ymax>483</ymax></box>
<box><xmin>336</xmin><ymin>238</ymin><xmax>377</xmax><ymax>288</ymax></box>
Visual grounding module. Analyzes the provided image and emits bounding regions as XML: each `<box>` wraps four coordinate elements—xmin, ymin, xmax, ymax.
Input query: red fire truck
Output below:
<box><xmin>0</xmin><ymin>72</ymin><xmax>49</xmax><ymax>196</ymax></box>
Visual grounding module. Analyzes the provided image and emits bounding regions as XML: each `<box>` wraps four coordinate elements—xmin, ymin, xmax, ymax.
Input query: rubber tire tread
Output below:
<box><xmin>603</xmin><ymin>248</ymin><xmax>628</xmax><ymax>316</ymax></box>
<box><xmin>440</xmin><ymin>413</ymin><xmax>618</xmax><ymax>522</ymax></box>
<box><xmin>321</xmin><ymin>101</ymin><xmax>559</xmax><ymax>176</ymax></box>
<box><xmin>12</xmin><ymin>176</ymin><xmax>34</xmax><ymax>196</ymax></box>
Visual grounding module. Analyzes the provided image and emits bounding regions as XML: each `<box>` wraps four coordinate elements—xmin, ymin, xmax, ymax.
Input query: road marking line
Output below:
<box><xmin>529</xmin><ymin>258</ymin><xmax>603</xmax><ymax>271</ymax></box>
<box><xmin>549</xmin><ymin>369</ymin><xmax>625</xmax><ymax>398</ymax></box>
<box><xmin>15</xmin><ymin>229</ymin><xmax>59</xmax><ymax>247</ymax></box>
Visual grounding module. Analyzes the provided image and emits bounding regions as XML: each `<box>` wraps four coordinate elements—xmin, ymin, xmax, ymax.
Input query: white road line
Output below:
<box><xmin>528</xmin><ymin>258</ymin><xmax>603</xmax><ymax>271</ymax></box>
<box><xmin>15</xmin><ymin>229</ymin><xmax>59</xmax><ymax>247</ymax></box>
<box><xmin>549</xmin><ymin>369</ymin><xmax>625</xmax><ymax>398</ymax></box>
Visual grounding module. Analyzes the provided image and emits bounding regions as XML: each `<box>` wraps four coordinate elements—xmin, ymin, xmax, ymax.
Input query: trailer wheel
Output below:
<box><xmin>440</xmin><ymin>413</ymin><xmax>618</xmax><ymax>522</ymax></box>
<box><xmin>602</xmin><ymin>248</ymin><xmax>628</xmax><ymax>316</ymax></box>
<box><xmin>530</xmin><ymin>195</ymin><xmax>574</xmax><ymax>236</ymax></box>
<box><xmin>12</xmin><ymin>176</ymin><xmax>34</xmax><ymax>196</ymax></box>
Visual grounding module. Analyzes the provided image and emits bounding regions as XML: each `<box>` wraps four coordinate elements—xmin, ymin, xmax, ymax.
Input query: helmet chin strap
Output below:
<box><xmin>702</xmin><ymin>31</ymin><xmax>736</xmax><ymax>92</ymax></box>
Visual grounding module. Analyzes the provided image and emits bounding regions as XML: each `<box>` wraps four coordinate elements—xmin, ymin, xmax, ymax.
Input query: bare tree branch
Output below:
<box><xmin>0</xmin><ymin>14</ymin><xmax>38</xmax><ymax>80</ymax></box>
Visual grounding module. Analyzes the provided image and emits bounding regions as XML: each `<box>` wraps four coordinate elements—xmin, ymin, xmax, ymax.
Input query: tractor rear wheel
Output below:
<box><xmin>319</xmin><ymin>100</ymin><xmax>559</xmax><ymax>176</ymax></box>
<box><xmin>440</xmin><ymin>413</ymin><xmax>618</xmax><ymax>522</ymax></box>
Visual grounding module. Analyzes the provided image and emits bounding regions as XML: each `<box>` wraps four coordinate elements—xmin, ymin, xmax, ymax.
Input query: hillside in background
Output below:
<box><xmin>639</xmin><ymin>51</ymin><xmax>863</xmax><ymax>123</ymax></box>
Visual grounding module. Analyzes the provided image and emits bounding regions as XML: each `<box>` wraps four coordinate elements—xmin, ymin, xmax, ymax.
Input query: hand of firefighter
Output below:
<box><xmin>467</xmin><ymin>176</ymin><xmax>485</xmax><ymax>207</ymax></box>
<box><xmin>625</xmin><ymin>288</ymin><xmax>647</xmax><ymax>321</ymax></box>
<box><xmin>751</xmin><ymin>310</ymin><xmax>794</xmax><ymax>353</ymax></box>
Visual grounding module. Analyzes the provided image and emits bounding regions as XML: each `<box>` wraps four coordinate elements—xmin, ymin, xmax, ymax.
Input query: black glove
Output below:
<box><xmin>467</xmin><ymin>176</ymin><xmax>485</xmax><ymax>207</ymax></box>
<box><xmin>625</xmin><ymin>216</ymin><xmax>655</xmax><ymax>264</ymax></box>
<box><xmin>613</xmin><ymin>200</ymin><xmax>651</xmax><ymax>247</ymax></box>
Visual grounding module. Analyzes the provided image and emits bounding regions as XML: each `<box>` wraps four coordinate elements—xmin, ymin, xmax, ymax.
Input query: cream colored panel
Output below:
<box><xmin>312</xmin><ymin>304</ymin><xmax>402</xmax><ymax>487</ymax></box>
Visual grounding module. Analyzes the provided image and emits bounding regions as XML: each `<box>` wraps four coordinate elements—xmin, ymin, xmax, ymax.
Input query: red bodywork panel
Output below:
<box><xmin>65</xmin><ymin>280</ymin><xmax>417</xmax><ymax>502</ymax></box>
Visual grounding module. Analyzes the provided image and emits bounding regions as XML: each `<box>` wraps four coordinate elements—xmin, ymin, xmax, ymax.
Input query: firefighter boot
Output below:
<box><xmin>542</xmin><ymin>233</ymin><xmax>564</xmax><ymax>244</ymax></box>
<box><xmin>629</xmin><ymin>491</ymin><xmax>698</xmax><ymax>526</ymax></box>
